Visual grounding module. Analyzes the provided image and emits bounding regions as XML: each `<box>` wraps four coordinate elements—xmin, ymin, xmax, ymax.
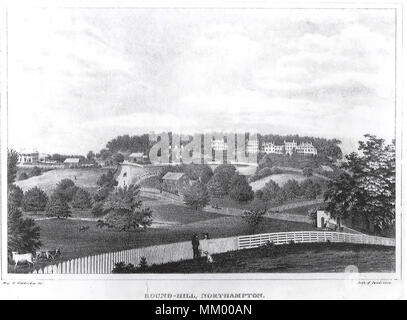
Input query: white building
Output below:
<box><xmin>262</xmin><ymin>140</ymin><xmax>317</xmax><ymax>156</ymax></box>
<box><xmin>246</xmin><ymin>140</ymin><xmax>259</xmax><ymax>154</ymax></box>
<box><xmin>262</xmin><ymin>142</ymin><xmax>284</xmax><ymax>154</ymax></box>
<box><xmin>296</xmin><ymin>142</ymin><xmax>318</xmax><ymax>156</ymax></box>
<box><xmin>18</xmin><ymin>151</ymin><xmax>39</xmax><ymax>164</ymax></box>
<box><xmin>316</xmin><ymin>210</ymin><xmax>341</xmax><ymax>229</ymax></box>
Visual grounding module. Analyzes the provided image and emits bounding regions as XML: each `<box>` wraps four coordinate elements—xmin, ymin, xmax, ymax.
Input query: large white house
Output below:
<box><xmin>262</xmin><ymin>140</ymin><xmax>317</xmax><ymax>156</ymax></box>
<box><xmin>18</xmin><ymin>151</ymin><xmax>39</xmax><ymax>164</ymax></box>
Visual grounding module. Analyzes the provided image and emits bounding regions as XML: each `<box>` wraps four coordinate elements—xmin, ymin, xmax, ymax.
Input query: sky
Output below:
<box><xmin>7</xmin><ymin>8</ymin><xmax>396</xmax><ymax>155</ymax></box>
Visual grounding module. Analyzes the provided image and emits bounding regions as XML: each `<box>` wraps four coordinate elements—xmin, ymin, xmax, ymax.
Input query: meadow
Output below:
<box><xmin>249</xmin><ymin>172</ymin><xmax>327</xmax><ymax>191</ymax></box>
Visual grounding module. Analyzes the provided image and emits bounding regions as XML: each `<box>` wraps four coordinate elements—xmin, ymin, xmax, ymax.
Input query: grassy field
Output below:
<box><xmin>249</xmin><ymin>173</ymin><xmax>326</xmax><ymax>191</ymax></box>
<box><xmin>143</xmin><ymin>243</ymin><xmax>395</xmax><ymax>273</ymax></box>
<box><xmin>15</xmin><ymin>168</ymin><xmax>111</xmax><ymax>194</ymax></box>
<box><xmin>32</xmin><ymin>215</ymin><xmax>316</xmax><ymax>261</ymax></box>
<box><xmin>151</xmin><ymin>204</ymin><xmax>222</xmax><ymax>224</ymax></box>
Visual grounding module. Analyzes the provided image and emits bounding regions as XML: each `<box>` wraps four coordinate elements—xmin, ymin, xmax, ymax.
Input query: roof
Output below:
<box><xmin>129</xmin><ymin>152</ymin><xmax>144</xmax><ymax>158</ymax></box>
<box><xmin>162</xmin><ymin>172</ymin><xmax>186</xmax><ymax>181</ymax></box>
<box><xmin>64</xmin><ymin>158</ymin><xmax>80</xmax><ymax>163</ymax></box>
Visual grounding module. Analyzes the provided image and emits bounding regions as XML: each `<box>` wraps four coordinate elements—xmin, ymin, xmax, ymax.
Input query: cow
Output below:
<box><xmin>11</xmin><ymin>252</ymin><xmax>34</xmax><ymax>271</ymax></box>
<box><xmin>79</xmin><ymin>226</ymin><xmax>90</xmax><ymax>232</ymax></box>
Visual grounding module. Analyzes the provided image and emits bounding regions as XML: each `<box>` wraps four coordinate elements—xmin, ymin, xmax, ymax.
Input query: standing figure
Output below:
<box><xmin>191</xmin><ymin>234</ymin><xmax>200</xmax><ymax>259</ymax></box>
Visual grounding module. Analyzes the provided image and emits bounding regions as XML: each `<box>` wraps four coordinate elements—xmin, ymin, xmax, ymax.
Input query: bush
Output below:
<box><xmin>96</xmin><ymin>170</ymin><xmax>118</xmax><ymax>188</ymax></box>
<box><xmin>71</xmin><ymin>188</ymin><xmax>92</xmax><ymax>209</ymax></box>
<box><xmin>18</xmin><ymin>172</ymin><xmax>29</xmax><ymax>181</ymax></box>
<box><xmin>45</xmin><ymin>192</ymin><xmax>71</xmax><ymax>218</ymax></box>
<box><xmin>112</xmin><ymin>262</ymin><xmax>138</xmax><ymax>273</ymax></box>
<box><xmin>22</xmin><ymin>187</ymin><xmax>48</xmax><ymax>213</ymax></box>
<box><xmin>300</xmin><ymin>179</ymin><xmax>322</xmax><ymax>200</ymax></box>
<box><xmin>229</xmin><ymin>174</ymin><xmax>254</xmax><ymax>202</ymax></box>
<box><xmin>29</xmin><ymin>166</ymin><xmax>42</xmax><ymax>177</ymax></box>
<box><xmin>8</xmin><ymin>184</ymin><xmax>24</xmax><ymax>207</ymax></box>
<box><xmin>242</xmin><ymin>198</ymin><xmax>267</xmax><ymax>234</ymax></box>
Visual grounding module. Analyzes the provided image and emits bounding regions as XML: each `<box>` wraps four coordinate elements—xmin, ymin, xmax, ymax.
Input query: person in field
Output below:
<box><xmin>191</xmin><ymin>234</ymin><xmax>200</xmax><ymax>259</ymax></box>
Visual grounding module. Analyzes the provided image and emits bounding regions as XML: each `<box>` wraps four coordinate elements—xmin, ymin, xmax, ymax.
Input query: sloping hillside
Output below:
<box><xmin>15</xmin><ymin>168</ymin><xmax>111</xmax><ymax>194</ymax></box>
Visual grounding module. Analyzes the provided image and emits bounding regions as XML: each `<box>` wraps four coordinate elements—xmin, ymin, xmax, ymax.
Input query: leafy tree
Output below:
<box><xmin>8</xmin><ymin>149</ymin><xmax>19</xmax><ymax>184</ymax></box>
<box><xmin>22</xmin><ymin>187</ymin><xmax>48</xmax><ymax>213</ymax></box>
<box><xmin>282</xmin><ymin>179</ymin><xmax>301</xmax><ymax>200</ymax></box>
<box><xmin>261</xmin><ymin>180</ymin><xmax>282</xmax><ymax>203</ymax></box>
<box><xmin>8</xmin><ymin>184</ymin><xmax>24</xmax><ymax>207</ymax></box>
<box><xmin>102</xmin><ymin>184</ymin><xmax>153</xmax><ymax>231</ymax></box>
<box><xmin>45</xmin><ymin>192</ymin><xmax>71</xmax><ymax>218</ymax></box>
<box><xmin>207</xmin><ymin>176</ymin><xmax>226</xmax><ymax>198</ymax></box>
<box><xmin>87</xmin><ymin>150</ymin><xmax>95</xmax><ymax>161</ymax></box>
<box><xmin>324</xmin><ymin>134</ymin><xmax>395</xmax><ymax>234</ymax></box>
<box><xmin>71</xmin><ymin>188</ymin><xmax>92</xmax><ymax>209</ymax></box>
<box><xmin>211</xmin><ymin>164</ymin><xmax>236</xmax><ymax>194</ymax></box>
<box><xmin>242</xmin><ymin>198</ymin><xmax>267</xmax><ymax>234</ymax></box>
<box><xmin>183</xmin><ymin>182</ymin><xmax>210</xmax><ymax>211</ymax></box>
<box><xmin>229</xmin><ymin>174</ymin><xmax>254</xmax><ymax>202</ymax></box>
<box><xmin>303</xmin><ymin>167</ymin><xmax>313</xmax><ymax>177</ymax></box>
<box><xmin>55</xmin><ymin>179</ymin><xmax>78</xmax><ymax>202</ymax></box>
<box><xmin>183</xmin><ymin>164</ymin><xmax>213</xmax><ymax>184</ymax></box>
<box><xmin>113</xmin><ymin>153</ymin><xmax>125</xmax><ymax>164</ymax></box>
<box><xmin>96</xmin><ymin>170</ymin><xmax>118</xmax><ymax>188</ymax></box>
<box><xmin>8</xmin><ymin>204</ymin><xmax>41</xmax><ymax>254</ymax></box>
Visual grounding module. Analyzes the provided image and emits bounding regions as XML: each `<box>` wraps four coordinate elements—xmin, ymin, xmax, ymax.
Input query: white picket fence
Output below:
<box><xmin>238</xmin><ymin>231</ymin><xmax>395</xmax><ymax>249</ymax></box>
<box><xmin>31</xmin><ymin>231</ymin><xmax>394</xmax><ymax>274</ymax></box>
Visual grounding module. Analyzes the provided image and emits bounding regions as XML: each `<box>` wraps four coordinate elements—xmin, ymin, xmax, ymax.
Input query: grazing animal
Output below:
<box><xmin>12</xmin><ymin>252</ymin><xmax>34</xmax><ymax>271</ymax></box>
<box><xmin>35</xmin><ymin>250</ymin><xmax>48</xmax><ymax>260</ymax></box>
<box><xmin>202</xmin><ymin>251</ymin><xmax>214</xmax><ymax>264</ymax></box>
<box><xmin>46</xmin><ymin>248</ymin><xmax>61</xmax><ymax>260</ymax></box>
<box><xmin>79</xmin><ymin>226</ymin><xmax>90</xmax><ymax>232</ymax></box>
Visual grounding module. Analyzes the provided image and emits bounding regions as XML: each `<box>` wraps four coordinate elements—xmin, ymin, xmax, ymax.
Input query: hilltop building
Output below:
<box><xmin>262</xmin><ymin>140</ymin><xmax>317</xmax><ymax>156</ymax></box>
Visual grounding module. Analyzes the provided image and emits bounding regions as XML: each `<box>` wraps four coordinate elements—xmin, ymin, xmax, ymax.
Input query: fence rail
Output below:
<box><xmin>31</xmin><ymin>231</ymin><xmax>395</xmax><ymax>274</ymax></box>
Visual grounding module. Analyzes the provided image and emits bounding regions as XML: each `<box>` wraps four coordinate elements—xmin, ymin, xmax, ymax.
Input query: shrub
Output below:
<box><xmin>45</xmin><ymin>192</ymin><xmax>71</xmax><ymax>218</ymax></box>
<box><xmin>242</xmin><ymin>198</ymin><xmax>267</xmax><ymax>234</ymax></box>
<box><xmin>29</xmin><ymin>166</ymin><xmax>42</xmax><ymax>177</ymax></box>
<box><xmin>112</xmin><ymin>262</ymin><xmax>138</xmax><ymax>273</ymax></box>
<box><xmin>8</xmin><ymin>184</ymin><xmax>24</xmax><ymax>207</ymax></box>
<box><xmin>22</xmin><ymin>187</ymin><xmax>48</xmax><ymax>213</ymax></box>
<box><xmin>261</xmin><ymin>180</ymin><xmax>282</xmax><ymax>203</ymax></box>
<box><xmin>207</xmin><ymin>176</ymin><xmax>227</xmax><ymax>198</ymax></box>
<box><xmin>97</xmin><ymin>170</ymin><xmax>118</xmax><ymax>188</ymax></box>
<box><xmin>71</xmin><ymin>188</ymin><xmax>92</xmax><ymax>209</ymax></box>
<box><xmin>18</xmin><ymin>172</ymin><xmax>29</xmax><ymax>181</ymax></box>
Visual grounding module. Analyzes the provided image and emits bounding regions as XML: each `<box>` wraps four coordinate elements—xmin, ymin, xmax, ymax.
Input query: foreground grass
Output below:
<box><xmin>143</xmin><ymin>243</ymin><xmax>395</xmax><ymax>273</ymax></box>
<box><xmin>34</xmin><ymin>215</ymin><xmax>316</xmax><ymax>262</ymax></box>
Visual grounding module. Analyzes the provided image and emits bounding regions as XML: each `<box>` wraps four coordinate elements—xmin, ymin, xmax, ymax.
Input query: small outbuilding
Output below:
<box><xmin>128</xmin><ymin>152</ymin><xmax>148</xmax><ymax>163</ymax></box>
<box><xmin>64</xmin><ymin>158</ymin><xmax>82</xmax><ymax>168</ymax></box>
<box><xmin>162</xmin><ymin>172</ymin><xmax>190</xmax><ymax>195</ymax></box>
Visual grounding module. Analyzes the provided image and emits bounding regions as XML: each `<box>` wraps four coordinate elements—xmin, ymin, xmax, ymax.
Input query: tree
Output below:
<box><xmin>207</xmin><ymin>176</ymin><xmax>226</xmax><ymax>198</ymax></box>
<box><xmin>8</xmin><ymin>184</ymin><xmax>24</xmax><ymax>207</ymax></box>
<box><xmin>87</xmin><ymin>150</ymin><xmax>95</xmax><ymax>162</ymax></box>
<box><xmin>229</xmin><ymin>174</ymin><xmax>254</xmax><ymax>202</ymax></box>
<box><xmin>242</xmin><ymin>198</ymin><xmax>267</xmax><ymax>234</ymax></box>
<box><xmin>183</xmin><ymin>164</ymin><xmax>213</xmax><ymax>184</ymax></box>
<box><xmin>303</xmin><ymin>167</ymin><xmax>313</xmax><ymax>177</ymax></box>
<box><xmin>282</xmin><ymin>179</ymin><xmax>301</xmax><ymax>200</ymax></box>
<box><xmin>22</xmin><ymin>187</ymin><xmax>48</xmax><ymax>213</ymax></box>
<box><xmin>324</xmin><ymin>134</ymin><xmax>395</xmax><ymax>234</ymax></box>
<box><xmin>55</xmin><ymin>179</ymin><xmax>78</xmax><ymax>202</ymax></box>
<box><xmin>45</xmin><ymin>192</ymin><xmax>71</xmax><ymax>218</ymax></box>
<box><xmin>8</xmin><ymin>204</ymin><xmax>41</xmax><ymax>254</ymax></box>
<box><xmin>96</xmin><ymin>170</ymin><xmax>118</xmax><ymax>188</ymax></box>
<box><xmin>261</xmin><ymin>180</ymin><xmax>281</xmax><ymax>203</ymax></box>
<box><xmin>71</xmin><ymin>188</ymin><xmax>92</xmax><ymax>209</ymax></box>
<box><xmin>211</xmin><ymin>164</ymin><xmax>236</xmax><ymax>194</ymax></box>
<box><xmin>113</xmin><ymin>153</ymin><xmax>125</xmax><ymax>164</ymax></box>
<box><xmin>8</xmin><ymin>149</ymin><xmax>19</xmax><ymax>184</ymax></box>
<box><xmin>183</xmin><ymin>182</ymin><xmax>210</xmax><ymax>211</ymax></box>
<box><xmin>18</xmin><ymin>172</ymin><xmax>29</xmax><ymax>181</ymax></box>
<box><xmin>102</xmin><ymin>184</ymin><xmax>153</xmax><ymax>231</ymax></box>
